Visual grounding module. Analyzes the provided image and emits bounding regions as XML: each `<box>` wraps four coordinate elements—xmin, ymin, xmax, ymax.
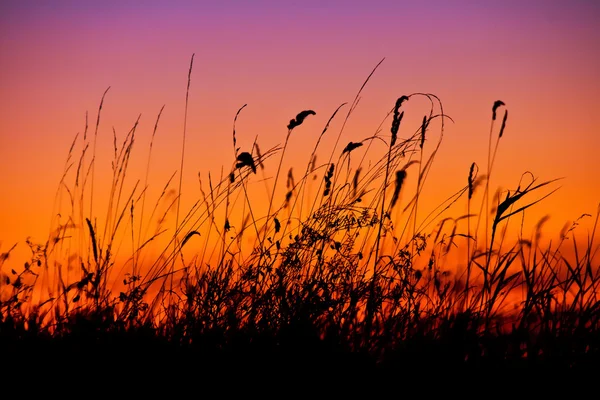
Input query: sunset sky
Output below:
<box><xmin>1</xmin><ymin>0</ymin><xmax>599</xmax><ymax>268</ymax></box>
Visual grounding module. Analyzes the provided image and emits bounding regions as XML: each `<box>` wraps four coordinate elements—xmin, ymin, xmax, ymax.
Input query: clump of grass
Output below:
<box><xmin>1</xmin><ymin>57</ymin><xmax>599</xmax><ymax>381</ymax></box>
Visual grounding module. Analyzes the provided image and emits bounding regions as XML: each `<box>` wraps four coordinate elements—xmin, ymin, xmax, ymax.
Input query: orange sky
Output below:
<box><xmin>1</xmin><ymin>0</ymin><xmax>599</xmax><ymax>277</ymax></box>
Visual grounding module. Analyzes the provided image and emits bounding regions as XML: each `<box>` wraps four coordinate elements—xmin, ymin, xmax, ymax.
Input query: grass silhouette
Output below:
<box><xmin>1</xmin><ymin>56</ymin><xmax>599</xmax><ymax>390</ymax></box>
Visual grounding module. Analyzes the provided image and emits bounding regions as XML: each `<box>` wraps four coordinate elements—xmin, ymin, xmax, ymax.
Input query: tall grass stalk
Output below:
<box><xmin>172</xmin><ymin>53</ymin><xmax>195</xmax><ymax>294</ymax></box>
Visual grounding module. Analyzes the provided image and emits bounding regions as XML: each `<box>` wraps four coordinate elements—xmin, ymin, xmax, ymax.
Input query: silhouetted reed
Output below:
<box><xmin>1</xmin><ymin>57</ymin><xmax>599</xmax><ymax>383</ymax></box>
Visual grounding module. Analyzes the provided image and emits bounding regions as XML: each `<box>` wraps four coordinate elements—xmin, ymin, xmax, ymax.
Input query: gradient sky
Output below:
<box><xmin>1</xmin><ymin>0</ymin><xmax>599</xmax><ymax>267</ymax></box>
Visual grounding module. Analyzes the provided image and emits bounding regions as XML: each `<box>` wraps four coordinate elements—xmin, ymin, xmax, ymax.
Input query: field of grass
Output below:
<box><xmin>1</xmin><ymin>57</ymin><xmax>598</xmax><ymax>389</ymax></box>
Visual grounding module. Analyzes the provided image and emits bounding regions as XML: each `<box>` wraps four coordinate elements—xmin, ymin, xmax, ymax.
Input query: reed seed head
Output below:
<box><xmin>287</xmin><ymin>110</ymin><xmax>316</xmax><ymax>130</ymax></box>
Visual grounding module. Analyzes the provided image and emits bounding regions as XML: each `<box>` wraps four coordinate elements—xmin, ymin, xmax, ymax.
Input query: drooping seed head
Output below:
<box><xmin>492</xmin><ymin>100</ymin><xmax>505</xmax><ymax>121</ymax></box>
<box><xmin>288</xmin><ymin>110</ymin><xmax>316</xmax><ymax>130</ymax></box>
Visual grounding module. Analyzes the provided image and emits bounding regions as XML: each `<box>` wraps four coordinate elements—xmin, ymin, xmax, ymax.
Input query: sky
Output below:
<box><xmin>1</xmin><ymin>0</ymin><xmax>599</xmax><ymax>271</ymax></box>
